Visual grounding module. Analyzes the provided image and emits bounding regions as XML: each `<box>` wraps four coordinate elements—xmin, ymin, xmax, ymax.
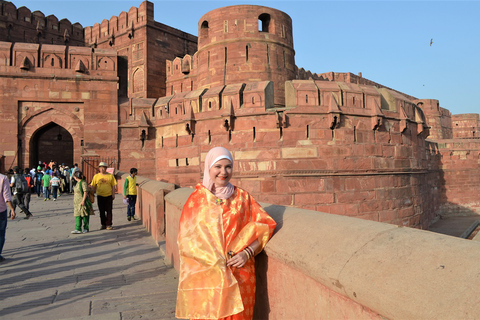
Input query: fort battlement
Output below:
<box><xmin>120</xmin><ymin>77</ymin><xmax>439</xmax><ymax>228</ymax></box>
<box><xmin>83</xmin><ymin>1</ymin><xmax>197</xmax><ymax>100</ymax></box>
<box><xmin>84</xmin><ymin>1</ymin><xmax>153</xmax><ymax>46</ymax></box>
<box><xmin>0</xmin><ymin>1</ymin><xmax>84</xmax><ymax>46</ymax></box>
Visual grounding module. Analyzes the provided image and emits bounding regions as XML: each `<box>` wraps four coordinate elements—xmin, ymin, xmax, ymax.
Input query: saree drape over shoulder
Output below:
<box><xmin>176</xmin><ymin>184</ymin><xmax>276</xmax><ymax>320</ymax></box>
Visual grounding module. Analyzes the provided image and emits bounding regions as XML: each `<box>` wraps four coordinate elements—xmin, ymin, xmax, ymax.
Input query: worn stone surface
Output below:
<box><xmin>0</xmin><ymin>194</ymin><xmax>178</xmax><ymax>320</ymax></box>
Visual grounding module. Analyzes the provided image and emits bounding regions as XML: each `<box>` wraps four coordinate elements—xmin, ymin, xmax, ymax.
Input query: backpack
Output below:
<box><xmin>14</xmin><ymin>173</ymin><xmax>30</xmax><ymax>194</ymax></box>
<box><xmin>24</xmin><ymin>175</ymin><xmax>34</xmax><ymax>188</ymax></box>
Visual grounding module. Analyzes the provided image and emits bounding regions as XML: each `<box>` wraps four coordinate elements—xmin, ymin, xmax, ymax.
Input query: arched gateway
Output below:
<box><xmin>29</xmin><ymin>123</ymin><xmax>73</xmax><ymax>168</ymax></box>
<box><xmin>20</xmin><ymin>107</ymin><xmax>85</xmax><ymax>171</ymax></box>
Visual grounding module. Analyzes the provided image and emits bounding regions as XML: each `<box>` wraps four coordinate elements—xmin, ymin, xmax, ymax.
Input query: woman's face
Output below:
<box><xmin>209</xmin><ymin>158</ymin><xmax>233</xmax><ymax>188</ymax></box>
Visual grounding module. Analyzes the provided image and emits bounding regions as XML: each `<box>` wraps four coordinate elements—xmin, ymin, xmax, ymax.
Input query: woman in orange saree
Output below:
<box><xmin>176</xmin><ymin>147</ymin><xmax>277</xmax><ymax>320</ymax></box>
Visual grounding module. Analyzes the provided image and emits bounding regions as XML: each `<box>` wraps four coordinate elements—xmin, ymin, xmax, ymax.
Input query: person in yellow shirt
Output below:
<box><xmin>90</xmin><ymin>162</ymin><xmax>117</xmax><ymax>230</ymax></box>
<box><xmin>123</xmin><ymin>168</ymin><xmax>138</xmax><ymax>221</ymax></box>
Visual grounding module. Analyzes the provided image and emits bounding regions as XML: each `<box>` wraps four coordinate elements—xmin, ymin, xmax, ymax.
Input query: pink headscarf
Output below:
<box><xmin>202</xmin><ymin>147</ymin><xmax>235</xmax><ymax>200</ymax></box>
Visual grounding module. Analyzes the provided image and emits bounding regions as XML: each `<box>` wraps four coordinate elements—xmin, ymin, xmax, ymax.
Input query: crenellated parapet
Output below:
<box><xmin>0</xmin><ymin>41</ymin><xmax>116</xmax><ymax>75</ymax></box>
<box><xmin>285</xmin><ymin>80</ymin><xmax>429</xmax><ymax>137</ymax></box>
<box><xmin>84</xmin><ymin>1</ymin><xmax>153</xmax><ymax>47</ymax></box>
<box><xmin>316</xmin><ymin>71</ymin><xmax>418</xmax><ymax>101</ymax></box>
<box><xmin>0</xmin><ymin>1</ymin><xmax>84</xmax><ymax>46</ymax></box>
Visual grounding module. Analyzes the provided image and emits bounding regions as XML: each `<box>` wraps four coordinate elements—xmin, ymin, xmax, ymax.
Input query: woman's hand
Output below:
<box><xmin>226</xmin><ymin>251</ymin><xmax>248</xmax><ymax>268</ymax></box>
<box><xmin>80</xmin><ymin>200</ymin><xmax>85</xmax><ymax>206</ymax></box>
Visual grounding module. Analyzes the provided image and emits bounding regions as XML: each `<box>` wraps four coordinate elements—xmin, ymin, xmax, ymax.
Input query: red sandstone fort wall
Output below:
<box><xmin>125</xmin><ymin>78</ymin><xmax>441</xmax><ymax>228</ymax></box>
<box><xmin>435</xmin><ymin>139</ymin><xmax>480</xmax><ymax>216</ymax></box>
<box><xmin>0</xmin><ymin>1</ymin><xmax>84</xmax><ymax>46</ymax></box>
<box><xmin>416</xmin><ymin>99</ymin><xmax>453</xmax><ymax>139</ymax></box>
<box><xmin>0</xmin><ymin>41</ymin><xmax>118</xmax><ymax>168</ymax></box>
<box><xmin>451</xmin><ymin>114</ymin><xmax>480</xmax><ymax>139</ymax></box>
<box><xmin>84</xmin><ymin>1</ymin><xmax>197</xmax><ymax>99</ymax></box>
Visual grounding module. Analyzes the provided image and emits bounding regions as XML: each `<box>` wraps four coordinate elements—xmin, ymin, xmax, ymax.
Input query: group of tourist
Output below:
<box><xmin>1</xmin><ymin>147</ymin><xmax>277</xmax><ymax>320</ymax></box>
<box><xmin>71</xmin><ymin>164</ymin><xmax>138</xmax><ymax>233</ymax></box>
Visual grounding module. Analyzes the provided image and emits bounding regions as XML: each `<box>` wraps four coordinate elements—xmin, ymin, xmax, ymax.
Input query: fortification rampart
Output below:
<box><xmin>433</xmin><ymin>138</ymin><xmax>480</xmax><ymax>216</ymax></box>
<box><xmin>0</xmin><ymin>1</ymin><xmax>84</xmax><ymax>46</ymax></box>
<box><xmin>121</xmin><ymin>77</ymin><xmax>441</xmax><ymax>228</ymax></box>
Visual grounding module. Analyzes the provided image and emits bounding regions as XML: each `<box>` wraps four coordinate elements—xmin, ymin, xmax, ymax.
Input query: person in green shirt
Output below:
<box><xmin>90</xmin><ymin>162</ymin><xmax>117</xmax><ymax>230</ymax></box>
<box><xmin>123</xmin><ymin>168</ymin><xmax>138</xmax><ymax>221</ymax></box>
<box><xmin>42</xmin><ymin>173</ymin><xmax>51</xmax><ymax>201</ymax></box>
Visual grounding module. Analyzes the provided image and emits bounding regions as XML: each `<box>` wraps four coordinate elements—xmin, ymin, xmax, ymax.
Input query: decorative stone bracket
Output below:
<box><xmin>371</xmin><ymin>100</ymin><xmax>384</xmax><ymax>130</ymax></box>
<box><xmin>184</xmin><ymin>105</ymin><xmax>196</xmax><ymax>135</ymax></box>
<box><xmin>400</xmin><ymin>106</ymin><xmax>408</xmax><ymax>133</ymax></box>
<box><xmin>276</xmin><ymin>111</ymin><xmax>288</xmax><ymax>128</ymax></box>
<box><xmin>63</xmin><ymin>29</ymin><xmax>70</xmax><ymax>43</ymax></box>
<box><xmin>20</xmin><ymin>56</ymin><xmax>31</xmax><ymax>70</ymax></box>
<box><xmin>222</xmin><ymin>104</ymin><xmax>235</xmax><ymax>131</ymax></box>
<box><xmin>127</xmin><ymin>25</ymin><xmax>134</xmax><ymax>40</ymax></box>
<box><xmin>415</xmin><ymin>107</ymin><xmax>430</xmax><ymax>138</ymax></box>
<box><xmin>139</xmin><ymin>111</ymin><xmax>150</xmax><ymax>143</ymax></box>
<box><xmin>328</xmin><ymin>92</ymin><xmax>342</xmax><ymax>129</ymax></box>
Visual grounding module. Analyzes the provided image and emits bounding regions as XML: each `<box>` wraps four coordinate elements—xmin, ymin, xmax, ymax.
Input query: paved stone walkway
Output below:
<box><xmin>0</xmin><ymin>192</ymin><xmax>178</xmax><ymax>320</ymax></box>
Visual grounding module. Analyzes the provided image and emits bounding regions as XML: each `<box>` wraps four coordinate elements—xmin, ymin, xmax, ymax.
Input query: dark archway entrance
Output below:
<box><xmin>30</xmin><ymin>123</ymin><xmax>74</xmax><ymax>168</ymax></box>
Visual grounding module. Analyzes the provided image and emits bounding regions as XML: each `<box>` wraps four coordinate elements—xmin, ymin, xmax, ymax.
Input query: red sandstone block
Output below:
<box><xmin>356</xmin><ymin>212</ymin><xmax>380</xmax><ymax>222</ymax></box>
<box><xmin>336</xmin><ymin>190</ymin><xmax>375</xmax><ymax>203</ymax></box>
<box><xmin>359</xmin><ymin>200</ymin><xmax>388</xmax><ymax>214</ymax></box>
<box><xmin>364</xmin><ymin>144</ymin><xmax>383</xmax><ymax>157</ymax></box>
<box><xmin>256</xmin><ymin>194</ymin><xmax>292</xmax><ymax>207</ymax></box>
<box><xmin>237</xmin><ymin>180</ymin><xmax>261</xmax><ymax>194</ymax></box>
<box><xmin>294</xmin><ymin>192</ymin><xmax>334</xmax><ymax>205</ymax></box>
<box><xmin>261</xmin><ymin>180</ymin><xmax>276</xmax><ymax>193</ymax></box>
<box><xmin>393</xmin><ymin>159</ymin><xmax>411</xmax><ymax>169</ymax></box>
<box><xmin>315</xmin><ymin>205</ymin><xmax>331</xmax><ymax>213</ymax></box>
<box><xmin>276</xmin><ymin>178</ymin><xmax>329</xmax><ymax>194</ymax></box>
<box><xmin>378</xmin><ymin>210</ymin><xmax>398</xmax><ymax>222</ymax></box>
<box><xmin>398</xmin><ymin>207</ymin><xmax>414</xmax><ymax>219</ymax></box>
<box><xmin>329</xmin><ymin>203</ymin><xmax>359</xmax><ymax>216</ymax></box>
<box><xmin>284</xmin><ymin>130</ymin><xmax>308</xmax><ymax>142</ymax></box>
<box><xmin>350</xmin><ymin>144</ymin><xmax>365</xmax><ymax>157</ymax></box>
<box><xmin>335</xmin><ymin>158</ymin><xmax>373</xmax><ymax>171</ymax></box>
<box><xmin>344</xmin><ymin>178</ymin><xmax>361</xmax><ymax>191</ymax></box>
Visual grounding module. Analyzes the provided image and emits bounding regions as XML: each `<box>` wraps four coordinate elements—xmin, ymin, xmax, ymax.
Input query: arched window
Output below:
<box><xmin>258</xmin><ymin>13</ymin><xmax>271</xmax><ymax>32</ymax></box>
<box><xmin>200</xmin><ymin>20</ymin><xmax>209</xmax><ymax>38</ymax></box>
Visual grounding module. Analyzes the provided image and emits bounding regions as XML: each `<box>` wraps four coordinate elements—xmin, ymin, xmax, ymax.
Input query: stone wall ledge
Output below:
<box><xmin>164</xmin><ymin>187</ymin><xmax>480</xmax><ymax>319</ymax></box>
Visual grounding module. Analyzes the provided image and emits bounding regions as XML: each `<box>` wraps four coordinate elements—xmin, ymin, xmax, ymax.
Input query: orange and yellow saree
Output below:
<box><xmin>176</xmin><ymin>184</ymin><xmax>276</xmax><ymax>320</ymax></box>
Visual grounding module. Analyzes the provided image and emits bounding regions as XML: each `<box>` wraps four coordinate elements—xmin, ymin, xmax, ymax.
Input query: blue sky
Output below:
<box><xmin>9</xmin><ymin>0</ymin><xmax>480</xmax><ymax>116</ymax></box>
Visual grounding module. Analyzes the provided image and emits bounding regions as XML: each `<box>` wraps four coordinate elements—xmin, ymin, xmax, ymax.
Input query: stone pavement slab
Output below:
<box><xmin>0</xmin><ymin>193</ymin><xmax>178</xmax><ymax>320</ymax></box>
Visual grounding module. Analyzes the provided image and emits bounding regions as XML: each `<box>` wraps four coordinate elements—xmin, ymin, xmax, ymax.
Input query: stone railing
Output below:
<box><xmin>119</xmin><ymin>172</ymin><xmax>480</xmax><ymax>319</ymax></box>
